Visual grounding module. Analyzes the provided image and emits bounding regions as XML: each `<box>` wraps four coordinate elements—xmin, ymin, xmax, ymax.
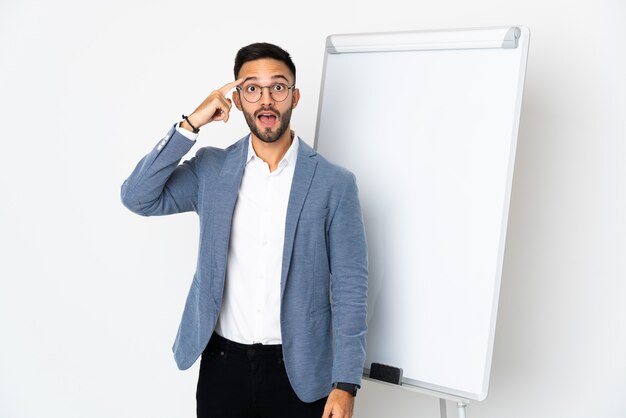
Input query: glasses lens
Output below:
<box><xmin>243</xmin><ymin>85</ymin><xmax>261</xmax><ymax>102</ymax></box>
<box><xmin>271</xmin><ymin>83</ymin><xmax>289</xmax><ymax>101</ymax></box>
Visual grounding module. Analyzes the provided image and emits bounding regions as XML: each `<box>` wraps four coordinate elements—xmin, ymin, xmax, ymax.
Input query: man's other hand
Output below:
<box><xmin>321</xmin><ymin>388</ymin><xmax>355</xmax><ymax>418</ymax></box>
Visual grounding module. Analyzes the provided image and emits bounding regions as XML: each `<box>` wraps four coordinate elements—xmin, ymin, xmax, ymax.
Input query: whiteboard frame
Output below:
<box><xmin>314</xmin><ymin>26</ymin><xmax>530</xmax><ymax>402</ymax></box>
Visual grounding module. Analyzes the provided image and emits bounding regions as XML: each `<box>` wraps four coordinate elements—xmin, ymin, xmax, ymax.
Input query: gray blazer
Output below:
<box><xmin>121</xmin><ymin>125</ymin><xmax>368</xmax><ymax>402</ymax></box>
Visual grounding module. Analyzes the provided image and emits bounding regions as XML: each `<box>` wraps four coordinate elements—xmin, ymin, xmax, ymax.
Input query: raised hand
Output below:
<box><xmin>181</xmin><ymin>78</ymin><xmax>244</xmax><ymax>132</ymax></box>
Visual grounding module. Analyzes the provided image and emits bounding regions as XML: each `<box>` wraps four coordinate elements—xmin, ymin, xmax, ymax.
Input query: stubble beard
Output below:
<box><xmin>244</xmin><ymin>105</ymin><xmax>293</xmax><ymax>144</ymax></box>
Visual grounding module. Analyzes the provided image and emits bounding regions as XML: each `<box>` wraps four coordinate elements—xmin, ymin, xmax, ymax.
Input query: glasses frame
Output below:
<box><xmin>236</xmin><ymin>83</ymin><xmax>296</xmax><ymax>103</ymax></box>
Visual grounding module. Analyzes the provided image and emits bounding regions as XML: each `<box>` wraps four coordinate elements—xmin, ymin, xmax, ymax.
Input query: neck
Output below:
<box><xmin>250</xmin><ymin>129</ymin><xmax>294</xmax><ymax>172</ymax></box>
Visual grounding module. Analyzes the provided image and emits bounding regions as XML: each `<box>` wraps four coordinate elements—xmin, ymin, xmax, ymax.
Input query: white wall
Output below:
<box><xmin>1</xmin><ymin>1</ymin><xmax>624</xmax><ymax>417</ymax></box>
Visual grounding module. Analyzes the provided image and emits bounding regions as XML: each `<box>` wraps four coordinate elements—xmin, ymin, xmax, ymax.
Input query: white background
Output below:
<box><xmin>0</xmin><ymin>1</ymin><xmax>624</xmax><ymax>417</ymax></box>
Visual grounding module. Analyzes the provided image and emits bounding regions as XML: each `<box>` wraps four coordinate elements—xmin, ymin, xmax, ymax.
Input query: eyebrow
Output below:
<box><xmin>243</xmin><ymin>75</ymin><xmax>290</xmax><ymax>84</ymax></box>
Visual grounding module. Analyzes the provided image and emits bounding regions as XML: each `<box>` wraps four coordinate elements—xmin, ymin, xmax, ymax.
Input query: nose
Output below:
<box><xmin>259</xmin><ymin>86</ymin><xmax>275</xmax><ymax>106</ymax></box>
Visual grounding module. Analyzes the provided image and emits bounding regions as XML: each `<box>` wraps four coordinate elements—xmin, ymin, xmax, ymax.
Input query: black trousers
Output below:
<box><xmin>197</xmin><ymin>333</ymin><xmax>327</xmax><ymax>418</ymax></box>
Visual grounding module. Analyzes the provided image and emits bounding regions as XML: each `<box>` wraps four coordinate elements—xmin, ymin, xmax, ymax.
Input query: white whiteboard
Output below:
<box><xmin>314</xmin><ymin>27</ymin><xmax>529</xmax><ymax>401</ymax></box>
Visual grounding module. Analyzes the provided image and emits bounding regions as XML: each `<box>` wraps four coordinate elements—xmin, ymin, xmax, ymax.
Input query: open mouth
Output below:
<box><xmin>257</xmin><ymin>111</ymin><xmax>278</xmax><ymax>127</ymax></box>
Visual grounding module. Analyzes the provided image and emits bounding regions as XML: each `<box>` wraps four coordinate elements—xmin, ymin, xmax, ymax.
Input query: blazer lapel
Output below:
<box><xmin>210</xmin><ymin>136</ymin><xmax>249</xmax><ymax>295</ymax></box>
<box><xmin>213</xmin><ymin>135</ymin><xmax>249</xmax><ymax>221</ymax></box>
<box><xmin>281</xmin><ymin>139</ymin><xmax>318</xmax><ymax>294</ymax></box>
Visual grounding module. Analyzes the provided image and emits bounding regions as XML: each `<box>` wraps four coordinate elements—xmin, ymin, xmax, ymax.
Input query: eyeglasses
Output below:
<box><xmin>236</xmin><ymin>83</ymin><xmax>295</xmax><ymax>103</ymax></box>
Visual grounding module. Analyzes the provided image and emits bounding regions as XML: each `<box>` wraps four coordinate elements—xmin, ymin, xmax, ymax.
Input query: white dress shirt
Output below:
<box><xmin>215</xmin><ymin>134</ymin><xmax>298</xmax><ymax>345</ymax></box>
<box><xmin>175</xmin><ymin>124</ymin><xmax>298</xmax><ymax>344</ymax></box>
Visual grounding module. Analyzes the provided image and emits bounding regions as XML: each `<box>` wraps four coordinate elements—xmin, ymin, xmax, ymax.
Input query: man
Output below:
<box><xmin>121</xmin><ymin>43</ymin><xmax>368</xmax><ymax>418</ymax></box>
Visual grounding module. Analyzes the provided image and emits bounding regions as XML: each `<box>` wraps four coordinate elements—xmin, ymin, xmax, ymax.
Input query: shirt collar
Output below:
<box><xmin>246</xmin><ymin>131</ymin><xmax>299</xmax><ymax>170</ymax></box>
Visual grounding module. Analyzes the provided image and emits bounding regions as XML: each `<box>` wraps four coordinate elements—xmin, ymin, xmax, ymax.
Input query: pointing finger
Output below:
<box><xmin>219</xmin><ymin>78</ymin><xmax>244</xmax><ymax>95</ymax></box>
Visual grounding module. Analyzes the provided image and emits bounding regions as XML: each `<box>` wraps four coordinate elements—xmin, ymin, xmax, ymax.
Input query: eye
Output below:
<box><xmin>273</xmin><ymin>83</ymin><xmax>287</xmax><ymax>92</ymax></box>
<box><xmin>245</xmin><ymin>85</ymin><xmax>259</xmax><ymax>93</ymax></box>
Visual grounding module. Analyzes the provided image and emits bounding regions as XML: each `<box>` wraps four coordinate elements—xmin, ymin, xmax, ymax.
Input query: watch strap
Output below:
<box><xmin>332</xmin><ymin>382</ymin><xmax>359</xmax><ymax>396</ymax></box>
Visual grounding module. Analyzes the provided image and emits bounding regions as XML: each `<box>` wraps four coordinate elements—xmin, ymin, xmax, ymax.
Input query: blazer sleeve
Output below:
<box><xmin>121</xmin><ymin>124</ymin><xmax>199</xmax><ymax>216</ymax></box>
<box><xmin>329</xmin><ymin>172</ymin><xmax>369</xmax><ymax>386</ymax></box>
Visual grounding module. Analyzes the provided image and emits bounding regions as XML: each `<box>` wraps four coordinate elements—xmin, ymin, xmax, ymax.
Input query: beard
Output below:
<box><xmin>243</xmin><ymin>104</ymin><xmax>293</xmax><ymax>143</ymax></box>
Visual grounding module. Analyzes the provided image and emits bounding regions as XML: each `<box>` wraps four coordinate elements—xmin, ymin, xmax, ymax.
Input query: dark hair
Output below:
<box><xmin>234</xmin><ymin>42</ymin><xmax>296</xmax><ymax>83</ymax></box>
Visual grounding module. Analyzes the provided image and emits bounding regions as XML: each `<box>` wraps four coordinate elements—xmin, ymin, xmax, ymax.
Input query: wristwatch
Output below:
<box><xmin>332</xmin><ymin>382</ymin><xmax>360</xmax><ymax>397</ymax></box>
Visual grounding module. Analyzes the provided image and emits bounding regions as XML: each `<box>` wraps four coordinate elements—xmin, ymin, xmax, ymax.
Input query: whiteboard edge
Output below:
<box><xmin>478</xmin><ymin>25</ymin><xmax>531</xmax><ymax>401</ymax></box>
<box><xmin>325</xmin><ymin>26</ymin><xmax>522</xmax><ymax>54</ymax></box>
<box><xmin>362</xmin><ymin>375</ymin><xmax>475</xmax><ymax>403</ymax></box>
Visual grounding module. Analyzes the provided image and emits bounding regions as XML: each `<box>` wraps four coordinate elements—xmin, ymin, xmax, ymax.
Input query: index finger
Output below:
<box><xmin>218</xmin><ymin>78</ymin><xmax>244</xmax><ymax>95</ymax></box>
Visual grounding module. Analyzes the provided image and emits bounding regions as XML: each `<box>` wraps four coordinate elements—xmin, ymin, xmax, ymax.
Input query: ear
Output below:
<box><xmin>291</xmin><ymin>88</ymin><xmax>301</xmax><ymax>109</ymax></box>
<box><xmin>232</xmin><ymin>90</ymin><xmax>242</xmax><ymax>111</ymax></box>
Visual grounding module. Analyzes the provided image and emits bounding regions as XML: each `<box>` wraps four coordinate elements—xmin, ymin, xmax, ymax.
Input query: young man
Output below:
<box><xmin>121</xmin><ymin>43</ymin><xmax>368</xmax><ymax>418</ymax></box>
